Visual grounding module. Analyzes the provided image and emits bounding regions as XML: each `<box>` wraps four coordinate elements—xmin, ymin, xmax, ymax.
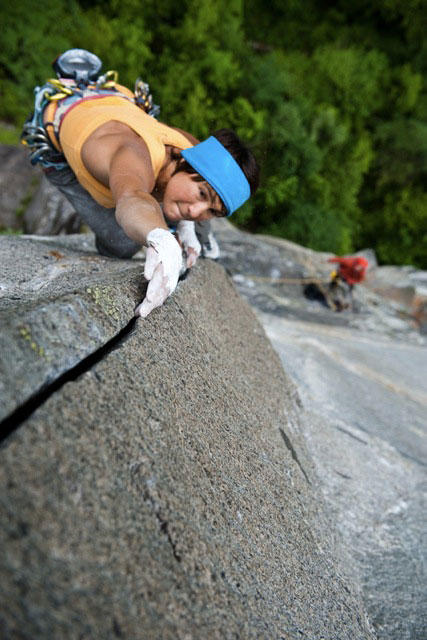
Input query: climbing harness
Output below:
<box><xmin>21</xmin><ymin>49</ymin><xmax>160</xmax><ymax>170</ymax></box>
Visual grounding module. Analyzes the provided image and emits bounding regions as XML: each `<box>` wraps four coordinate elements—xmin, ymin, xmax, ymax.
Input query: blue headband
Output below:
<box><xmin>181</xmin><ymin>137</ymin><xmax>251</xmax><ymax>216</ymax></box>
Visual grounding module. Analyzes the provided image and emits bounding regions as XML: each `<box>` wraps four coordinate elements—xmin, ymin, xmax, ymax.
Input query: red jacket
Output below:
<box><xmin>328</xmin><ymin>256</ymin><xmax>369</xmax><ymax>285</ymax></box>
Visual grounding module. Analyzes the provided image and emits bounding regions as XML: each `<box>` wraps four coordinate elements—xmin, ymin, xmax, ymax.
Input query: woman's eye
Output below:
<box><xmin>199</xmin><ymin>188</ymin><xmax>207</xmax><ymax>199</ymax></box>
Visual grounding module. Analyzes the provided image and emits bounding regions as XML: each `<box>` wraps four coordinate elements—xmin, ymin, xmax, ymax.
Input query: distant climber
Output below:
<box><xmin>304</xmin><ymin>255</ymin><xmax>368</xmax><ymax>312</ymax></box>
<box><xmin>328</xmin><ymin>256</ymin><xmax>369</xmax><ymax>287</ymax></box>
<box><xmin>327</xmin><ymin>255</ymin><xmax>369</xmax><ymax>311</ymax></box>
<box><xmin>22</xmin><ymin>49</ymin><xmax>259</xmax><ymax>317</ymax></box>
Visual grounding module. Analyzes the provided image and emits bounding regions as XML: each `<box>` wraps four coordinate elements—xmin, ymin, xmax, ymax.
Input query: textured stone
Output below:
<box><xmin>261</xmin><ymin>315</ymin><xmax>427</xmax><ymax>640</ymax></box>
<box><xmin>212</xmin><ymin>219</ymin><xmax>425</xmax><ymax>343</ymax></box>
<box><xmin>0</xmin><ymin>145</ymin><xmax>80</xmax><ymax>235</ymax></box>
<box><xmin>0</xmin><ymin>145</ymin><xmax>41</xmax><ymax>231</ymax></box>
<box><xmin>364</xmin><ymin>264</ymin><xmax>427</xmax><ymax>334</ymax></box>
<box><xmin>23</xmin><ymin>175</ymin><xmax>81</xmax><ymax>235</ymax></box>
<box><xmin>212</xmin><ymin>219</ymin><xmax>427</xmax><ymax>640</ymax></box>
<box><xmin>0</xmin><ymin>234</ymin><xmax>145</xmax><ymax>420</ymax></box>
<box><xmin>0</xmin><ymin>235</ymin><xmax>374</xmax><ymax>639</ymax></box>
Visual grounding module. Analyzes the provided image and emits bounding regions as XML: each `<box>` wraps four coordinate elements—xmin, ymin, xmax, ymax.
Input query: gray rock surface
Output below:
<box><xmin>0</xmin><ymin>145</ymin><xmax>41</xmax><ymax>231</ymax></box>
<box><xmin>0</xmin><ymin>234</ymin><xmax>144</xmax><ymax>421</ymax></box>
<box><xmin>24</xmin><ymin>175</ymin><xmax>81</xmax><ymax>235</ymax></box>
<box><xmin>213</xmin><ymin>220</ymin><xmax>425</xmax><ymax>343</ymax></box>
<box><xmin>364</xmin><ymin>264</ymin><xmax>427</xmax><ymax>334</ymax></box>
<box><xmin>261</xmin><ymin>315</ymin><xmax>426</xmax><ymax>639</ymax></box>
<box><xmin>212</xmin><ymin>219</ymin><xmax>427</xmax><ymax>640</ymax></box>
<box><xmin>0</xmin><ymin>234</ymin><xmax>374</xmax><ymax>639</ymax></box>
<box><xmin>0</xmin><ymin>145</ymin><xmax>79</xmax><ymax>235</ymax></box>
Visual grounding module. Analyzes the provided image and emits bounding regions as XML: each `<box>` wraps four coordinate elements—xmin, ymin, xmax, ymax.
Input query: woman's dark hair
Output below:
<box><xmin>173</xmin><ymin>128</ymin><xmax>260</xmax><ymax>197</ymax></box>
<box><xmin>212</xmin><ymin>129</ymin><xmax>260</xmax><ymax>196</ymax></box>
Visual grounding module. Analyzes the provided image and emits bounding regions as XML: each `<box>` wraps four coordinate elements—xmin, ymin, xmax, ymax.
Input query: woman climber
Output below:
<box><xmin>22</xmin><ymin>49</ymin><xmax>259</xmax><ymax>317</ymax></box>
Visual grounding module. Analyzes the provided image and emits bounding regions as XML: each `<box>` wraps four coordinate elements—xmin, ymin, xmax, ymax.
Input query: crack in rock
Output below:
<box><xmin>0</xmin><ymin>317</ymin><xmax>138</xmax><ymax>444</ymax></box>
<box><xmin>144</xmin><ymin>490</ymin><xmax>181</xmax><ymax>562</ymax></box>
<box><xmin>279</xmin><ymin>427</ymin><xmax>311</xmax><ymax>485</ymax></box>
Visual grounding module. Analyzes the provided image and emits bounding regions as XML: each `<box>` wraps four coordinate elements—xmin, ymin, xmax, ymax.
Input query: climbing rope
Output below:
<box><xmin>235</xmin><ymin>251</ymin><xmax>338</xmax><ymax>311</ymax></box>
<box><xmin>241</xmin><ymin>274</ymin><xmax>328</xmax><ymax>285</ymax></box>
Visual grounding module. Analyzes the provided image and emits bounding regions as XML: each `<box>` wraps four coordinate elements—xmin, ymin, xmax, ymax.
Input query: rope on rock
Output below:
<box><xmin>241</xmin><ymin>274</ymin><xmax>327</xmax><ymax>284</ymax></box>
<box><xmin>237</xmin><ymin>269</ymin><xmax>338</xmax><ymax>311</ymax></box>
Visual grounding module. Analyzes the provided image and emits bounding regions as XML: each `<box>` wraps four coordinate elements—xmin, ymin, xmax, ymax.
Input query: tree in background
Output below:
<box><xmin>243</xmin><ymin>0</ymin><xmax>426</xmax><ymax>265</ymax></box>
<box><xmin>0</xmin><ymin>0</ymin><xmax>92</xmax><ymax>124</ymax></box>
<box><xmin>0</xmin><ymin>0</ymin><xmax>425</xmax><ymax>267</ymax></box>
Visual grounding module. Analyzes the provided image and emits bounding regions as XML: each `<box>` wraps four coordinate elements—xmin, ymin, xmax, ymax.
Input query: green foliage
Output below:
<box><xmin>0</xmin><ymin>1</ymin><xmax>92</xmax><ymax>123</ymax></box>
<box><xmin>147</xmin><ymin>0</ymin><xmax>249</xmax><ymax>137</ymax></box>
<box><xmin>0</xmin><ymin>228</ymin><xmax>22</xmax><ymax>235</ymax></box>
<box><xmin>372</xmin><ymin>187</ymin><xmax>427</xmax><ymax>266</ymax></box>
<box><xmin>242</xmin><ymin>0</ymin><xmax>426</xmax><ymax>266</ymax></box>
<box><xmin>0</xmin><ymin>123</ymin><xmax>20</xmax><ymax>145</ymax></box>
<box><xmin>0</xmin><ymin>0</ymin><xmax>425</xmax><ymax>266</ymax></box>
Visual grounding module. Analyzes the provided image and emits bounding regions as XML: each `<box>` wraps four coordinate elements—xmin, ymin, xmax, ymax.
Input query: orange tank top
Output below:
<box><xmin>54</xmin><ymin>93</ymin><xmax>193</xmax><ymax>208</ymax></box>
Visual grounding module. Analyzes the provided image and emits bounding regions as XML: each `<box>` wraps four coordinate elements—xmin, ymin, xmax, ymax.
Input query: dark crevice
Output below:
<box><xmin>144</xmin><ymin>491</ymin><xmax>181</xmax><ymax>562</ymax></box>
<box><xmin>354</xmin><ymin>422</ymin><xmax>427</xmax><ymax>468</ymax></box>
<box><xmin>112</xmin><ymin>617</ymin><xmax>124</xmax><ymax>638</ymax></box>
<box><xmin>397</xmin><ymin>449</ymin><xmax>427</xmax><ymax>468</ymax></box>
<box><xmin>335</xmin><ymin>425</ymin><xmax>368</xmax><ymax>445</ymax></box>
<box><xmin>159</xmin><ymin>518</ymin><xmax>181</xmax><ymax>562</ymax></box>
<box><xmin>279</xmin><ymin>427</ymin><xmax>311</xmax><ymax>485</ymax></box>
<box><xmin>335</xmin><ymin>470</ymin><xmax>352</xmax><ymax>480</ymax></box>
<box><xmin>0</xmin><ymin>317</ymin><xmax>138</xmax><ymax>446</ymax></box>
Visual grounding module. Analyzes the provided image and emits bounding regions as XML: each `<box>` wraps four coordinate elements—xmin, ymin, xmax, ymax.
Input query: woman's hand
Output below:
<box><xmin>176</xmin><ymin>220</ymin><xmax>201</xmax><ymax>268</ymax></box>
<box><xmin>135</xmin><ymin>228</ymin><xmax>183</xmax><ymax>318</ymax></box>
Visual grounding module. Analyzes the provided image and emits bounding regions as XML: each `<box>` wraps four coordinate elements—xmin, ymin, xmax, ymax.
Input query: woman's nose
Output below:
<box><xmin>187</xmin><ymin>202</ymin><xmax>207</xmax><ymax>219</ymax></box>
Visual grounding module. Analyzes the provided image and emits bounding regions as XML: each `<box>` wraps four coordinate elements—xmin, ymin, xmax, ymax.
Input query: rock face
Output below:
<box><xmin>364</xmin><ymin>265</ymin><xmax>427</xmax><ymax>335</ymax></box>
<box><xmin>0</xmin><ymin>235</ymin><xmax>374</xmax><ymax>639</ymax></box>
<box><xmin>212</xmin><ymin>219</ymin><xmax>427</xmax><ymax>640</ymax></box>
<box><xmin>212</xmin><ymin>220</ymin><xmax>426</xmax><ymax>342</ymax></box>
<box><xmin>0</xmin><ymin>146</ymin><xmax>41</xmax><ymax>231</ymax></box>
<box><xmin>0</xmin><ymin>145</ymin><xmax>79</xmax><ymax>235</ymax></box>
<box><xmin>24</xmin><ymin>175</ymin><xmax>81</xmax><ymax>235</ymax></box>
<box><xmin>0</xmin><ymin>234</ymin><xmax>145</xmax><ymax>422</ymax></box>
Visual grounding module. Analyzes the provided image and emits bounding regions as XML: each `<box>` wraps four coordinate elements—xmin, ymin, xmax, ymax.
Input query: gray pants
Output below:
<box><xmin>45</xmin><ymin>166</ymin><xmax>211</xmax><ymax>259</ymax></box>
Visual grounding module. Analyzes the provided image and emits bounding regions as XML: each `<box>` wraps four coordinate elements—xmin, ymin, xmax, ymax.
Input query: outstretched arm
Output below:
<box><xmin>108</xmin><ymin>135</ymin><xmax>167</xmax><ymax>241</ymax></box>
<box><xmin>82</xmin><ymin>123</ymin><xmax>183</xmax><ymax>317</ymax></box>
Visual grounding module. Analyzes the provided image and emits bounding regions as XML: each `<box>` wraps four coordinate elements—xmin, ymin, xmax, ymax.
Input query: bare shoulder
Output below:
<box><xmin>81</xmin><ymin>121</ymin><xmax>155</xmax><ymax>191</ymax></box>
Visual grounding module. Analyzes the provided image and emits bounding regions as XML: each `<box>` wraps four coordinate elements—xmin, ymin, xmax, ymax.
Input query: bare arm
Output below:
<box><xmin>81</xmin><ymin>122</ymin><xmax>184</xmax><ymax>317</ymax></box>
<box><xmin>113</xmin><ymin>192</ymin><xmax>165</xmax><ymax>244</ymax></box>
<box><xmin>81</xmin><ymin>122</ymin><xmax>168</xmax><ymax>245</ymax></box>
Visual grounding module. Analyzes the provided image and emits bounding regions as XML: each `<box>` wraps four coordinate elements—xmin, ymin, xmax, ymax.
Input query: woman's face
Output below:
<box><xmin>162</xmin><ymin>171</ymin><xmax>225</xmax><ymax>224</ymax></box>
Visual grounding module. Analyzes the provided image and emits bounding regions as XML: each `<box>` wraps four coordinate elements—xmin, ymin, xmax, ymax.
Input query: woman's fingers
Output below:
<box><xmin>136</xmin><ymin>228</ymin><xmax>183</xmax><ymax>318</ymax></box>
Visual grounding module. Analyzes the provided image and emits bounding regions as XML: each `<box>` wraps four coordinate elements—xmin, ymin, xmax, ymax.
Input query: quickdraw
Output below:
<box><xmin>21</xmin><ymin>81</ymin><xmax>69</xmax><ymax>169</ymax></box>
<box><xmin>134</xmin><ymin>77</ymin><xmax>160</xmax><ymax>117</ymax></box>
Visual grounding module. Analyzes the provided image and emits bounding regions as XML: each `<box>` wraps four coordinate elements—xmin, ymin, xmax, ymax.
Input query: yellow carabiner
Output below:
<box><xmin>46</xmin><ymin>78</ymin><xmax>74</xmax><ymax>97</ymax></box>
<box><xmin>45</xmin><ymin>91</ymin><xmax>71</xmax><ymax>101</ymax></box>
<box><xmin>99</xmin><ymin>69</ymin><xmax>118</xmax><ymax>89</ymax></box>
